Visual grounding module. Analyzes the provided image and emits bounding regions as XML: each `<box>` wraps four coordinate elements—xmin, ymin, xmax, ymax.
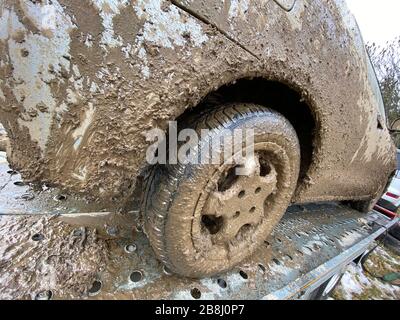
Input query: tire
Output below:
<box><xmin>143</xmin><ymin>103</ymin><xmax>301</xmax><ymax>278</ymax></box>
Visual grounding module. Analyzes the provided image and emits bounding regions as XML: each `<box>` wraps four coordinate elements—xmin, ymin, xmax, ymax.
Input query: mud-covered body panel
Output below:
<box><xmin>0</xmin><ymin>0</ymin><xmax>396</xmax><ymax>208</ymax></box>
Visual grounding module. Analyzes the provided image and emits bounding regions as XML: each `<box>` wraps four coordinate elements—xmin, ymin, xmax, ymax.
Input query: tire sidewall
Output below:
<box><xmin>163</xmin><ymin>108</ymin><xmax>300</xmax><ymax>277</ymax></box>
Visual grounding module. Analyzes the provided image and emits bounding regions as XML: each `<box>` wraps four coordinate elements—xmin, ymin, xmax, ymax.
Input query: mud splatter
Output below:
<box><xmin>0</xmin><ymin>215</ymin><xmax>107</xmax><ymax>300</ymax></box>
<box><xmin>0</xmin><ymin>0</ymin><xmax>396</xmax><ymax>212</ymax></box>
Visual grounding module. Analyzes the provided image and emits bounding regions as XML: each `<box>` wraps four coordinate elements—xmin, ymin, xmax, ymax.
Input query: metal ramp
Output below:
<box><xmin>0</xmin><ymin>151</ymin><xmax>398</xmax><ymax>300</ymax></box>
<box><xmin>84</xmin><ymin>203</ymin><xmax>394</xmax><ymax>300</ymax></box>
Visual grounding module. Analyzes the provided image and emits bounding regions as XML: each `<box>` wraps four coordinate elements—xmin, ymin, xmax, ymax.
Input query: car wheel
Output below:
<box><xmin>143</xmin><ymin>104</ymin><xmax>300</xmax><ymax>278</ymax></box>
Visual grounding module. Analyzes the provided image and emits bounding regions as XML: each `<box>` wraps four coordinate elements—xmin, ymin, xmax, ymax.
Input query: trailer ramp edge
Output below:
<box><xmin>265</xmin><ymin>212</ymin><xmax>399</xmax><ymax>300</ymax></box>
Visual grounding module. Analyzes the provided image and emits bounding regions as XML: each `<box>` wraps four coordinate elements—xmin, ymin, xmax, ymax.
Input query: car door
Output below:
<box><xmin>171</xmin><ymin>0</ymin><xmax>300</xmax><ymax>56</ymax></box>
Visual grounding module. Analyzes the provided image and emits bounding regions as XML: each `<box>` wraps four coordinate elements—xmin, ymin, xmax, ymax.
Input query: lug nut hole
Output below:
<box><xmin>201</xmin><ymin>215</ymin><xmax>223</xmax><ymax>235</ymax></box>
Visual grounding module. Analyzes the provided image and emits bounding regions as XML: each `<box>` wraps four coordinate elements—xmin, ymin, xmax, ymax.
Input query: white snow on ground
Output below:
<box><xmin>332</xmin><ymin>244</ymin><xmax>400</xmax><ymax>300</ymax></box>
<box><xmin>339</xmin><ymin>263</ymin><xmax>399</xmax><ymax>300</ymax></box>
<box><xmin>339</xmin><ymin>264</ymin><xmax>372</xmax><ymax>300</ymax></box>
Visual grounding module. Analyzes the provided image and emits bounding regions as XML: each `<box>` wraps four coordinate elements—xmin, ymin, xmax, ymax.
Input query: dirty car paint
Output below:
<box><xmin>0</xmin><ymin>0</ymin><xmax>396</xmax><ymax>210</ymax></box>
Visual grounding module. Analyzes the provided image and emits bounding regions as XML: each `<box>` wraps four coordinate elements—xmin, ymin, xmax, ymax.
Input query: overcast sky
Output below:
<box><xmin>346</xmin><ymin>0</ymin><xmax>400</xmax><ymax>46</ymax></box>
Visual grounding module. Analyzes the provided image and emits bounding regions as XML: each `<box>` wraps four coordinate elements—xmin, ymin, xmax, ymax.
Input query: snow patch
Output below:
<box><xmin>339</xmin><ymin>264</ymin><xmax>365</xmax><ymax>299</ymax></box>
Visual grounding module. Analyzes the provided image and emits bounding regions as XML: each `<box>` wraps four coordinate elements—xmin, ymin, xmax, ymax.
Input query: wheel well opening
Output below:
<box><xmin>178</xmin><ymin>78</ymin><xmax>316</xmax><ymax>183</ymax></box>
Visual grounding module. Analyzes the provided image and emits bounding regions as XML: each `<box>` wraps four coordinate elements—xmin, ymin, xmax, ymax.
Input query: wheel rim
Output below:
<box><xmin>202</xmin><ymin>154</ymin><xmax>278</xmax><ymax>244</ymax></box>
<box><xmin>191</xmin><ymin>141</ymin><xmax>293</xmax><ymax>261</ymax></box>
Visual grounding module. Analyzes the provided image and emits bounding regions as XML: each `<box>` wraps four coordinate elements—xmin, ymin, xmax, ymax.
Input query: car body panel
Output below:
<box><xmin>0</xmin><ymin>0</ymin><xmax>396</xmax><ymax>209</ymax></box>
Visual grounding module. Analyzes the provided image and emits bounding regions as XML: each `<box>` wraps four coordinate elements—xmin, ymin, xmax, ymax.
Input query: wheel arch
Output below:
<box><xmin>172</xmin><ymin>76</ymin><xmax>320</xmax><ymax>195</ymax></box>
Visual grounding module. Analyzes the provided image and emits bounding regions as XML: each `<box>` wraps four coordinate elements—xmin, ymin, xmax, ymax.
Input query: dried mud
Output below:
<box><xmin>143</xmin><ymin>105</ymin><xmax>302</xmax><ymax>277</ymax></box>
<box><xmin>0</xmin><ymin>200</ymin><xmax>378</xmax><ymax>300</ymax></box>
<box><xmin>0</xmin><ymin>0</ymin><xmax>396</xmax><ymax>211</ymax></box>
<box><xmin>0</xmin><ymin>151</ymin><xmax>389</xmax><ymax>300</ymax></box>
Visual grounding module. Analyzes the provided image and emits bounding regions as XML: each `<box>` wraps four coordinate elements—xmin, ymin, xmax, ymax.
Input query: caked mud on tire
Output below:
<box><xmin>143</xmin><ymin>104</ymin><xmax>300</xmax><ymax>278</ymax></box>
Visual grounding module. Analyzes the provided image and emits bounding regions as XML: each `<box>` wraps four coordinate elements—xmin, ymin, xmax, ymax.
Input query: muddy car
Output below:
<box><xmin>0</xmin><ymin>0</ymin><xmax>397</xmax><ymax>278</ymax></box>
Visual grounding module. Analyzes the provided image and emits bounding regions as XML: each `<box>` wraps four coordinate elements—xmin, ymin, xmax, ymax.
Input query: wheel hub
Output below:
<box><xmin>202</xmin><ymin>155</ymin><xmax>278</xmax><ymax>244</ymax></box>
